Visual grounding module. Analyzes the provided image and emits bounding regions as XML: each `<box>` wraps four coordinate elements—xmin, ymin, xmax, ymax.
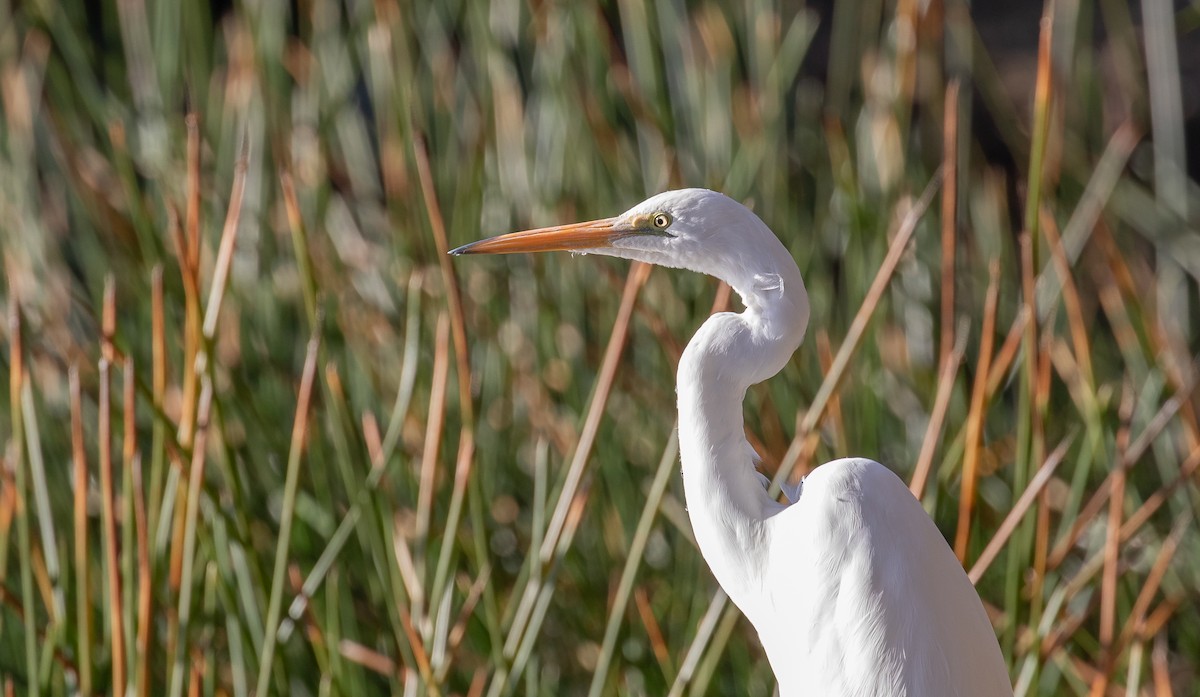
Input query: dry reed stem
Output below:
<box><xmin>1151</xmin><ymin>631</ymin><xmax>1173</xmax><ymax>697</ymax></box>
<box><xmin>414</xmin><ymin>135</ymin><xmax>474</xmax><ymax>425</ymax></box>
<box><xmin>910</xmin><ymin>324</ymin><xmax>965</xmax><ymax>500</ymax></box>
<box><xmin>1039</xmin><ymin>122</ymin><xmax>1141</xmax><ymax>314</ymax></box>
<box><xmin>1024</xmin><ymin>5</ymin><xmax>1055</xmax><ymax>238</ymax></box>
<box><xmin>164</xmin><ymin>198</ymin><xmax>196</xmax><ymax>688</ymax></box>
<box><xmin>185</xmin><ymin>114</ymin><xmax>201</xmax><ymax>274</ymax></box>
<box><xmin>1031</xmin><ymin>486</ymin><xmax>1051</xmax><ymax>633</ymax></box>
<box><xmin>414</xmin><ymin>140</ymin><xmax>482</xmax><ymax>668</ymax></box>
<box><xmin>711</xmin><ymin>280</ymin><xmax>733</xmax><ymax>314</ymax></box>
<box><xmin>443</xmin><ymin>564</ymin><xmax>492</xmax><ymax>666</ymax></box>
<box><xmin>1057</xmin><ymin>548</ymin><xmax>1122</xmax><ymax>619</ymax></box>
<box><xmin>285</xmin><ymin>564</ymin><xmax>318</xmax><ymax>645</ymax></box>
<box><xmin>122</xmin><ymin>359</ymin><xmax>138</xmax><ymax>696</ymax></box>
<box><xmin>1062</xmin><ymin>652</ymin><xmax>1130</xmax><ymax>697</ymax></box>
<box><xmin>149</xmin><ymin>265</ymin><xmax>167</xmax><ymax>537</ymax></box>
<box><xmin>278</xmin><ymin>170</ymin><xmax>317</xmax><ymax>326</ymax></box>
<box><xmin>132</xmin><ymin>451</ymin><xmax>152</xmax><ymax>697</ymax></box>
<box><xmin>392</xmin><ymin>516</ymin><xmax>424</xmax><ymax>627</ymax></box>
<box><xmin>1092</xmin><ymin>222</ymin><xmax>1139</xmax><ymax>322</ymax></box>
<box><xmin>635</xmin><ymin>586</ymin><xmax>673</xmax><ymax>679</ymax></box>
<box><xmin>1048</xmin><ymin>340</ymin><xmax>1095</xmax><ymax>428</ymax></box>
<box><xmin>1140</xmin><ymin>597</ymin><xmax>1181</xmax><ymax>641</ymax></box>
<box><xmin>1047</xmin><ymin>385</ymin><xmax>1192</xmax><ymax>569</ymax></box>
<box><xmin>0</xmin><ymin>459</ymin><xmax>10</xmax><ymax>558</ymax></box>
<box><xmin>816</xmin><ymin>331</ymin><xmax>847</xmax><ymax>456</ymax></box>
<box><xmin>1040</xmin><ymin>211</ymin><xmax>1093</xmax><ymax>383</ymax></box>
<box><xmin>168</xmin><ymin>378</ymin><xmax>213</xmax><ymax>697</ymax></box>
<box><xmin>537</xmin><ymin>261</ymin><xmax>652</xmax><ymax>564</ymax></box>
<box><xmin>416</xmin><ymin>314</ymin><xmax>450</xmax><ymax>556</ymax></box>
<box><xmin>152</xmin><ymin>267</ymin><xmax>165</xmax><ymax>400</ymax></box>
<box><xmin>621</xmin><ymin>278</ymin><xmax>727</xmax><ymax>378</ymax></box>
<box><xmin>968</xmin><ymin>435</ymin><xmax>1071</xmax><ymax>584</ymax></box>
<box><xmin>1041</xmin><ymin>596</ymin><xmax>1092</xmax><ymax>658</ymax></box>
<box><xmin>1030</xmin><ymin>338</ymin><xmax>1053</xmax><ymax>624</ymax></box>
<box><xmin>466</xmin><ymin>668</ymin><xmax>488</xmax><ymax>697</ymax></box>
<box><xmin>18</xmin><ymin>366</ymin><xmax>61</xmax><ymax>635</ymax></box>
<box><xmin>102</xmin><ymin>275</ymin><xmax>116</xmax><ymax>353</ymax></box>
<box><xmin>69</xmin><ymin>366</ymin><xmax>92</xmax><ymax>696</ymax></box>
<box><xmin>363</xmin><ymin>411</ymin><xmax>384</xmax><ymax>470</ymax></box>
<box><xmin>124</xmin><ymin>358</ymin><xmax>137</xmax><ymax>469</ymax></box>
<box><xmin>175</xmin><ymin>137</ymin><xmax>249</xmax><ymax>670</ymax></box>
<box><xmin>1092</xmin><ymin>385</ymin><xmax>1135</xmax><ymax>696</ymax></box>
<box><xmin>0</xmin><ymin>584</ymin><xmax>27</xmax><ymax>621</ymax></box>
<box><xmin>1120</xmin><ymin>446</ymin><xmax>1200</xmax><ymax>539</ymax></box>
<box><xmin>984</xmin><ymin>307</ymin><xmax>1030</xmax><ymax>399</ymax></box>
<box><xmin>1119</xmin><ymin>385</ymin><xmax>1190</xmax><ymax>467</ymax></box>
<box><xmin>200</xmin><ymin>139</ymin><xmax>249</xmax><ymax>340</ymax></box>
<box><xmin>1116</xmin><ymin>514</ymin><xmax>1189</xmax><ymax>656</ymax></box>
<box><xmin>187</xmin><ymin>649</ymin><xmax>202</xmax><ymax>697</ymax></box>
<box><xmin>632</xmin><ymin>301</ymin><xmax>685</xmax><ymax>364</ymax></box>
<box><xmin>777</xmin><ymin>171</ymin><xmax>944</xmax><ymax>489</ymax></box>
<box><xmin>939</xmin><ymin>79</ymin><xmax>959</xmax><ymax>369</ymax></box>
<box><xmin>176</xmin><ymin>122</ymin><xmax>202</xmax><ymax>449</ymax></box>
<box><xmin>29</xmin><ymin>551</ymin><xmax>51</xmax><ymax>625</ymax></box>
<box><xmin>100</xmin><ymin>278</ymin><xmax>127</xmax><ymax>695</ymax></box>
<box><xmin>339</xmin><ymin>639</ymin><xmax>396</xmax><ymax>676</ymax></box>
<box><xmin>955</xmin><ymin>260</ymin><xmax>1000</xmax><ymax>562</ymax></box>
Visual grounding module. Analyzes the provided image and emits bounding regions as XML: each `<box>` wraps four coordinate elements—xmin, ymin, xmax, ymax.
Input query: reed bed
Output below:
<box><xmin>0</xmin><ymin>0</ymin><xmax>1198</xmax><ymax>695</ymax></box>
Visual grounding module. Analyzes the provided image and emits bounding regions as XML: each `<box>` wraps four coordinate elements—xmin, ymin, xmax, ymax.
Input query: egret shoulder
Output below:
<box><xmin>757</xmin><ymin>459</ymin><xmax>1010</xmax><ymax>697</ymax></box>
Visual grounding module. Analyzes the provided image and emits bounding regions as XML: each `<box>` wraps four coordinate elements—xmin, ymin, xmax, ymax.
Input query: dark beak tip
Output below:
<box><xmin>448</xmin><ymin>243</ymin><xmax>472</xmax><ymax>256</ymax></box>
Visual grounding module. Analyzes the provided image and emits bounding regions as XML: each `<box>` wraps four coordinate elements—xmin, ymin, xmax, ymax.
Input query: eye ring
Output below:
<box><xmin>652</xmin><ymin>213</ymin><xmax>671</xmax><ymax>229</ymax></box>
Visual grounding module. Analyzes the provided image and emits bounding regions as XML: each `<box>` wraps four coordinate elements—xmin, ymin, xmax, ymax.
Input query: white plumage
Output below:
<box><xmin>453</xmin><ymin>189</ymin><xmax>1012</xmax><ymax>696</ymax></box>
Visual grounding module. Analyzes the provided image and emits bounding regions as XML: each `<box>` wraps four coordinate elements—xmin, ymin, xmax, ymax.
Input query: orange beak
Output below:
<box><xmin>450</xmin><ymin>217</ymin><xmax>625</xmax><ymax>256</ymax></box>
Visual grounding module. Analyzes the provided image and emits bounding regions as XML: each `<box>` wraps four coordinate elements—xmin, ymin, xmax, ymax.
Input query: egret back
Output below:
<box><xmin>757</xmin><ymin>459</ymin><xmax>1012</xmax><ymax>697</ymax></box>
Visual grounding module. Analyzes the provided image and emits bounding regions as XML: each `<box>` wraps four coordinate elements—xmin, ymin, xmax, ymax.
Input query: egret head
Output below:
<box><xmin>451</xmin><ymin>189</ymin><xmax>794</xmax><ymax>289</ymax></box>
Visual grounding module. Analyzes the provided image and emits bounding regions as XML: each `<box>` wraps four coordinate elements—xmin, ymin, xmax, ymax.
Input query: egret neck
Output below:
<box><xmin>674</xmin><ymin>224</ymin><xmax>809</xmax><ymax>616</ymax></box>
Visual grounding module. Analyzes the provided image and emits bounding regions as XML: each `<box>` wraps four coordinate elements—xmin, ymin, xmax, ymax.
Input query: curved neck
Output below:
<box><xmin>676</xmin><ymin>252</ymin><xmax>808</xmax><ymax>608</ymax></box>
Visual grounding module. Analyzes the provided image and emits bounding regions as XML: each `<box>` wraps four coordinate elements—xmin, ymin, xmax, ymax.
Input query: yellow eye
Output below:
<box><xmin>653</xmin><ymin>213</ymin><xmax>671</xmax><ymax>229</ymax></box>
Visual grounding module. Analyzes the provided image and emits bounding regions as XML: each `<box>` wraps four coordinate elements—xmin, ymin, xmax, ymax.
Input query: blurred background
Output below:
<box><xmin>1</xmin><ymin>0</ymin><xmax>1199</xmax><ymax>695</ymax></box>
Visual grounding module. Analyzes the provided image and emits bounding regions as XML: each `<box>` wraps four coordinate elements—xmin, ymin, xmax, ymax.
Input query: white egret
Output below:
<box><xmin>452</xmin><ymin>189</ymin><xmax>1012</xmax><ymax>696</ymax></box>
